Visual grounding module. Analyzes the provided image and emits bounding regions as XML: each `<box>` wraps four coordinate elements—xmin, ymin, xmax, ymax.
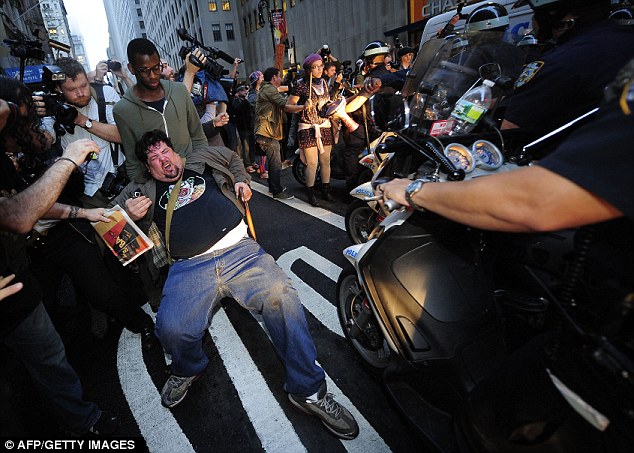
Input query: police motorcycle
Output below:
<box><xmin>336</xmin><ymin>28</ymin><xmax>634</xmax><ymax>453</ymax></box>
<box><xmin>343</xmin><ymin>132</ymin><xmax>395</xmax><ymax>244</ymax></box>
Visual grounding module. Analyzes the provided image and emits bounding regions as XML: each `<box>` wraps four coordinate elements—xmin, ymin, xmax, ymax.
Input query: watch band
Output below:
<box><xmin>405</xmin><ymin>179</ymin><xmax>425</xmax><ymax>210</ymax></box>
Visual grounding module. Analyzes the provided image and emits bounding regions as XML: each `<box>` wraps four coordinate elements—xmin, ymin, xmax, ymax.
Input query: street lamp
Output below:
<box><xmin>257</xmin><ymin>0</ymin><xmax>276</xmax><ymax>52</ymax></box>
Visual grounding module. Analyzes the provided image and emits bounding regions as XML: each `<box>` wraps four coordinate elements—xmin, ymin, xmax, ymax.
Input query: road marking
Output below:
<box><xmin>277</xmin><ymin>246</ymin><xmax>344</xmax><ymax>337</ymax></box>
<box><xmin>210</xmin><ymin>310</ymin><xmax>307</xmax><ymax>452</ymax></box>
<box><xmin>246</xmin><ymin>314</ymin><xmax>390</xmax><ymax>452</ymax></box>
<box><xmin>117</xmin><ymin>311</ymin><xmax>195</xmax><ymax>453</ymax></box>
<box><xmin>251</xmin><ymin>182</ymin><xmax>345</xmax><ymax>231</ymax></box>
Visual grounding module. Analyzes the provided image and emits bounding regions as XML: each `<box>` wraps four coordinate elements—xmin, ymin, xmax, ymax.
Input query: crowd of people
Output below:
<box><xmin>1</xmin><ymin>0</ymin><xmax>633</xmax><ymax>441</ymax></box>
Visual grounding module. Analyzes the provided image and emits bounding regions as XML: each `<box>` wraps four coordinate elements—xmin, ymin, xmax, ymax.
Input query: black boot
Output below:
<box><xmin>307</xmin><ymin>186</ymin><xmax>320</xmax><ymax>207</ymax></box>
<box><xmin>321</xmin><ymin>183</ymin><xmax>334</xmax><ymax>202</ymax></box>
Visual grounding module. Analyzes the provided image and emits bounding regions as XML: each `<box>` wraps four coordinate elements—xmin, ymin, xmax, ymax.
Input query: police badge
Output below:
<box><xmin>515</xmin><ymin>61</ymin><xmax>545</xmax><ymax>89</ymax></box>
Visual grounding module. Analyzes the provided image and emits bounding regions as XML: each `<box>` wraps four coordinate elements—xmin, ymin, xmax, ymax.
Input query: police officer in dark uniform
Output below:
<box><xmin>341</xmin><ymin>41</ymin><xmax>390</xmax><ymax>200</ymax></box>
<box><xmin>502</xmin><ymin>0</ymin><xmax>634</xmax><ymax>143</ymax></box>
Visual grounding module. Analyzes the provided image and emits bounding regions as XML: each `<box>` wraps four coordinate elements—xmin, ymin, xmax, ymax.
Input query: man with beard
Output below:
<box><xmin>36</xmin><ymin>57</ymin><xmax>123</xmax><ymax>208</ymax></box>
<box><xmin>113</xmin><ymin>38</ymin><xmax>208</xmax><ymax>180</ymax></box>
<box><xmin>111</xmin><ymin>129</ymin><xmax>360</xmax><ymax>440</ymax></box>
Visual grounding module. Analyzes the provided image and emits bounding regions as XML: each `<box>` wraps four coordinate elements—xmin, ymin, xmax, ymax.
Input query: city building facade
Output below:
<box><xmin>70</xmin><ymin>33</ymin><xmax>90</xmax><ymax>72</ymax></box>
<box><xmin>39</xmin><ymin>0</ymin><xmax>73</xmax><ymax>57</ymax></box>
<box><xmin>103</xmin><ymin>0</ymin><xmax>148</xmax><ymax>65</ymax></box>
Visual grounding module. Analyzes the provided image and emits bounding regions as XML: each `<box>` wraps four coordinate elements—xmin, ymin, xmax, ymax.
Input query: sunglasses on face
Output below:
<box><xmin>136</xmin><ymin>63</ymin><xmax>163</xmax><ymax>76</ymax></box>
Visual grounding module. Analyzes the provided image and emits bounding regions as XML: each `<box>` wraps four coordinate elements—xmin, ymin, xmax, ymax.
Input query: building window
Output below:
<box><xmin>212</xmin><ymin>23</ymin><xmax>222</xmax><ymax>41</ymax></box>
<box><xmin>222</xmin><ymin>0</ymin><xmax>231</xmax><ymax>11</ymax></box>
<box><xmin>282</xmin><ymin>0</ymin><xmax>287</xmax><ymax>11</ymax></box>
<box><xmin>137</xmin><ymin>8</ymin><xmax>142</xmax><ymax>16</ymax></box>
<box><xmin>253</xmin><ymin>10</ymin><xmax>258</xmax><ymax>30</ymax></box>
<box><xmin>139</xmin><ymin>20</ymin><xmax>145</xmax><ymax>29</ymax></box>
<box><xmin>243</xmin><ymin>17</ymin><xmax>249</xmax><ymax>36</ymax></box>
<box><xmin>290</xmin><ymin>0</ymin><xmax>296</xmax><ymax>6</ymax></box>
<box><xmin>142</xmin><ymin>33</ymin><xmax>147</xmax><ymax>38</ymax></box>
<box><xmin>226</xmin><ymin>23</ymin><xmax>235</xmax><ymax>40</ymax></box>
<box><xmin>208</xmin><ymin>1</ymin><xmax>217</xmax><ymax>12</ymax></box>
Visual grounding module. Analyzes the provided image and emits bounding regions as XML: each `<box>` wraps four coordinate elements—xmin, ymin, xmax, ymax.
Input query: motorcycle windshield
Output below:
<box><xmin>403</xmin><ymin>30</ymin><xmax>524</xmax><ymax>129</ymax></box>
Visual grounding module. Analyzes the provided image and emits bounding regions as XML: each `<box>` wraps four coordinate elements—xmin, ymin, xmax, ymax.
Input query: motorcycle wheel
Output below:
<box><xmin>337</xmin><ymin>267</ymin><xmax>390</xmax><ymax>371</ymax></box>
<box><xmin>345</xmin><ymin>199</ymin><xmax>383</xmax><ymax>244</ymax></box>
<box><xmin>291</xmin><ymin>155</ymin><xmax>321</xmax><ymax>186</ymax></box>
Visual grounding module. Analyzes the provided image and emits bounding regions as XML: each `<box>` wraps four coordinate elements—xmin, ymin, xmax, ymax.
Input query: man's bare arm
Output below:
<box><xmin>0</xmin><ymin>139</ymin><xmax>100</xmax><ymax>234</ymax></box>
<box><xmin>379</xmin><ymin>166</ymin><xmax>622</xmax><ymax>233</ymax></box>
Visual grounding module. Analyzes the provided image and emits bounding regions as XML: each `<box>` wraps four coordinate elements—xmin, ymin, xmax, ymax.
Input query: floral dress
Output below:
<box><xmin>291</xmin><ymin>78</ymin><xmax>333</xmax><ymax>149</ymax></box>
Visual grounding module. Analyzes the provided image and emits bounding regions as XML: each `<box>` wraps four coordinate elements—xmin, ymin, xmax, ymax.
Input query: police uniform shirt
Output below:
<box><xmin>505</xmin><ymin>20</ymin><xmax>634</xmax><ymax>138</ymax></box>
<box><xmin>539</xmin><ymin>81</ymin><xmax>634</xmax><ymax>286</ymax></box>
<box><xmin>152</xmin><ymin>166</ymin><xmax>242</xmax><ymax>259</ymax></box>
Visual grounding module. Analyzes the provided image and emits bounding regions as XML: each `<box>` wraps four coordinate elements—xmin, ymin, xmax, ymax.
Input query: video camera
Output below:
<box><xmin>319</xmin><ymin>44</ymin><xmax>331</xmax><ymax>57</ymax></box>
<box><xmin>3</xmin><ymin>37</ymin><xmax>46</xmax><ymax>61</ymax></box>
<box><xmin>32</xmin><ymin>65</ymin><xmax>78</xmax><ymax>136</ymax></box>
<box><xmin>176</xmin><ymin>28</ymin><xmax>241</xmax><ymax>80</ymax></box>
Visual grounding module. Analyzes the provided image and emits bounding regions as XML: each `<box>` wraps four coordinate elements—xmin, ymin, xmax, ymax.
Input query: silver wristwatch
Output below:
<box><xmin>405</xmin><ymin>179</ymin><xmax>426</xmax><ymax>210</ymax></box>
<box><xmin>84</xmin><ymin>119</ymin><xmax>93</xmax><ymax>129</ymax></box>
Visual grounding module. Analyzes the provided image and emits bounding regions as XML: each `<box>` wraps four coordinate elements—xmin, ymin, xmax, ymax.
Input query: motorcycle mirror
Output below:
<box><xmin>478</xmin><ymin>63</ymin><xmax>501</xmax><ymax>82</ymax></box>
<box><xmin>370</xmin><ymin>94</ymin><xmax>410</xmax><ymax>132</ymax></box>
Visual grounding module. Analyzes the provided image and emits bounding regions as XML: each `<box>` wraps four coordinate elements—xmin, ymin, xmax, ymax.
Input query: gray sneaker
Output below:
<box><xmin>288</xmin><ymin>382</ymin><xmax>359</xmax><ymax>440</ymax></box>
<box><xmin>161</xmin><ymin>373</ymin><xmax>201</xmax><ymax>408</ymax></box>
<box><xmin>273</xmin><ymin>189</ymin><xmax>295</xmax><ymax>200</ymax></box>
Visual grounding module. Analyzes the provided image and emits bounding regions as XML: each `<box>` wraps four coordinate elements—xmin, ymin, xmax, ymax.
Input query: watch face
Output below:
<box><xmin>407</xmin><ymin>179</ymin><xmax>423</xmax><ymax>195</ymax></box>
<box><xmin>85</xmin><ymin>119</ymin><xmax>92</xmax><ymax>128</ymax></box>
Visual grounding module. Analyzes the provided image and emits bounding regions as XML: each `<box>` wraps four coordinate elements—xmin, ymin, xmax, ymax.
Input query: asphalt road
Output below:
<box><xmin>1</xmin><ymin>166</ymin><xmax>425</xmax><ymax>452</ymax></box>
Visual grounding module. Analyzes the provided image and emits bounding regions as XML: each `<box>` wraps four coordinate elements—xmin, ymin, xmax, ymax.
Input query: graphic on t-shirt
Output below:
<box><xmin>158</xmin><ymin>176</ymin><xmax>205</xmax><ymax>210</ymax></box>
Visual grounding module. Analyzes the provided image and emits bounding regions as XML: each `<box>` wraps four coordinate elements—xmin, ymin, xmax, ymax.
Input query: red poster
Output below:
<box><xmin>271</xmin><ymin>9</ymin><xmax>289</xmax><ymax>48</ymax></box>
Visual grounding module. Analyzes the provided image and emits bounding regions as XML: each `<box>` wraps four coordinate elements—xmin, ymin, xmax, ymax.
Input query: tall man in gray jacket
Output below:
<box><xmin>113</xmin><ymin>38</ymin><xmax>208</xmax><ymax>179</ymax></box>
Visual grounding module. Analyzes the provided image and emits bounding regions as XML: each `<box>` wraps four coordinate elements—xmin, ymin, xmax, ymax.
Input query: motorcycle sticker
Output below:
<box><xmin>430</xmin><ymin>119</ymin><xmax>454</xmax><ymax>136</ymax></box>
<box><xmin>515</xmin><ymin>61</ymin><xmax>545</xmax><ymax>89</ymax></box>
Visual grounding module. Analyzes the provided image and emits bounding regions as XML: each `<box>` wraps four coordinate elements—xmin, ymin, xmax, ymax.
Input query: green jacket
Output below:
<box><xmin>254</xmin><ymin>81</ymin><xmax>287</xmax><ymax>140</ymax></box>
<box><xmin>113</xmin><ymin>80</ymin><xmax>208</xmax><ymax>180</ymax></box>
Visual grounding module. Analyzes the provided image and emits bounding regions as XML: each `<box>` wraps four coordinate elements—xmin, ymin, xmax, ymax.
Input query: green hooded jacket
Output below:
<box><xmin>113</xmin><ymin>79</ymin><xmax>207</xmax><ymax>179</ymax></box>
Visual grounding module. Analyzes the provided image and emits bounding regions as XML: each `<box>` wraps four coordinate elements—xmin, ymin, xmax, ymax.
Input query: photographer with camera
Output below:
<box><xmin>0</xmin><ymin>80</ymin><xmax>121</xmax><ymax>435</ymax></box>
<box><xmin>35</xmin><ymin>57</ymin><xmax>125</xmax><ymax>209</ymax></box>
<box><xmin>316</xmin><ymin>44</ymin><xmax>338</xmax><ymax>64</ymax></box>
<box><xmin>92</xmin><ymin>59</ymin><xmax>134</xmax><ymax>96</ymax></box>
<box><xmin>180</xmin><ymin>47</ymin><xmax>231</xmax><ymax>147</ymax></box>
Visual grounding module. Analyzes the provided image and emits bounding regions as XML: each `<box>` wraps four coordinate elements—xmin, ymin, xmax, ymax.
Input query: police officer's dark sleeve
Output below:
<box><xmin>538</xmin><ymin>93</ymin><xmax>634</xmax><ymax>220</ymax></box>
<box><xmin>378</xmin><ymin>69</ymin><xmax>407</xmax><ymax>91</ymax></box>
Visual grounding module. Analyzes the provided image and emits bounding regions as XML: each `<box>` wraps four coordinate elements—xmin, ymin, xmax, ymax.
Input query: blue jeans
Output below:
<box><xmin>3</xmin><ymin>303</ymin><xmax>100</xmax><ymax>433</ymax></box>
<box><xmin>155</xmin><ymin>238</ymin><xmax>325</xmax><ymax>396</ymax></box>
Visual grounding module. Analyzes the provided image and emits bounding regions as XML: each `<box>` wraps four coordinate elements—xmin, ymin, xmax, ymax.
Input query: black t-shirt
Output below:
<box><xmin>153</xmin><ymin>166</ymin><xmax>242</xmax><ymax>259</ymax></box>
<box><xmin>505</xmin><ymin>20</ymin><xmax>634</xmax><ymax>138</ymax></box>
<box><xmin>539</xmin><ymin>83</ymin><xmax>634</xmax><ymax>286</ymax></box>
<box><xmin>144</xmin><ymin>98</ymin><xmax>165</xmax><ymax>113</ymax></box>
<box><xmin>0</xmin><ymin>153</ymin><xmax>42</xmax><ymax>338</ymax></box>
